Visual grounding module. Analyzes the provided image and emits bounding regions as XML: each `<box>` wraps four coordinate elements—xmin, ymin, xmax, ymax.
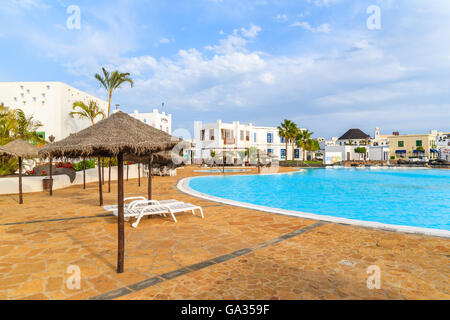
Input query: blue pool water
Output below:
<box><xmin>189</xmin><ymin>168</ymin><xmax>450</xmax><ymax>231</ymax></box>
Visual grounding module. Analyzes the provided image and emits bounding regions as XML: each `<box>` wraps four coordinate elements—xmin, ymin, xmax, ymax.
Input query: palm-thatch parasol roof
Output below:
<box><xmin>0</xmin><ymin>139</ymin><xmax>39</xmax><ymax>205</ymax></box>
<box><xmin>38</xmin><ymin>111</ymin><xmax>181</xmax><ymax>159</ymax></box>
<box><xmin>0</xmin><ymin>145</ymin><xmax>15</xmax><ymax>157</ymax></box>
<box><xmin>1</xmin><ymin>139</ymin><xmax>39</xmax><ymax>158</ymax></box>
<box><xmin>37</xmin><ymin>111</ymin><xmax>188</xmax><ymax>274</ymax></box>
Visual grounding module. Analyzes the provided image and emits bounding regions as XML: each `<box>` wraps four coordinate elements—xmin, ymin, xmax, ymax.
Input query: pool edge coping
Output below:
<box><xmin>176</xmin><ymin>172</ymin><xmax>450</xmax><ymax>239</ymax></box>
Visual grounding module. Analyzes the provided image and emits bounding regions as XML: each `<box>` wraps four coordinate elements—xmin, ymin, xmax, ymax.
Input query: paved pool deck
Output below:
<box><xmin>0</xmin><ymin>166</ymin><xmax>448</xmax><ymax>300</ymax></box>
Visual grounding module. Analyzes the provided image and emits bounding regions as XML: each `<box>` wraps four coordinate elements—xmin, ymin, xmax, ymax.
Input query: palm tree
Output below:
<box><xmin>13</xmin><ymin>109</ymin><xmax>44</xmax><ymax>143</ymax></box>
<box><xmin>69</xmin><ymin>100</ymin><xmax>106</xmax><ymax>125</ymax></box>
<box><xmin>278</xmin><ymin>120</ymin><xmax>298</xmax><ymax>161</ymax></box>
<box><xmin>0</xmin><ymin>106</ymin><xmax>44</xmax><ymax>176</ymax></box>
<box><xmin>0</xmin><ymin>104</ymin><xmax>16</xmax><ymax>146</ymax></box>
<box><xmin>69</xmin><ymin>100</ymin><xmax>106</xmax><ymax>194</ymax></box>
<box><xmin>95</xmin><ymin>68</ymin><xmax>134</xmax><ymax>193</ymax></box>
<box><xmin>296</xmin><ymin>129</ymin><xmax>314</xmax><ymax>162</ymax></box>
<box><xmin>95</xmin><ymin>67</ymin><xmax>134</xmax><ymax>117</ymax></box>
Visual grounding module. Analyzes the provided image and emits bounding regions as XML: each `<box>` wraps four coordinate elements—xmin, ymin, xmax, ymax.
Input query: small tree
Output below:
<box><xmin>69</xmin><ymin>100</ymin><xmax>106</xmax><ymax>125</ymax></box>
<box><xmin>354</xmin><ymin>147</ymin><xmax>367</xmax><ymax>160</ymax></box>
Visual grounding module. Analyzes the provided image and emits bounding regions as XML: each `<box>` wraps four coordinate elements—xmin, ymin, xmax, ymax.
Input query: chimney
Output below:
<box><xmin>392</xmin><ymin>131</ymin><xmax>399</xmax><ymax>136</ymax></box>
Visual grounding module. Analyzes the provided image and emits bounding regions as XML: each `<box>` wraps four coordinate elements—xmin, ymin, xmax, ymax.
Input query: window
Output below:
<box><xmin>398</xmin><ymin>141</ymin><xmax>404</xmax><ymax>147</ymax></box>
<box><xmin>240</xmin><ymin>130</ymin><xmax>244</xmax><ymax>140</ymax></box>
<box><xmin>200</xmin><ymin>129</ymin><xmax>205</xmax><ymax>141</ymax></box>
<box><xmin>267</xmin><ymin>133</ymin><xmax>273</xmax><ymax>143</ymax></box>
<box><xmin>294</xmin><ymin>149</ymin><xmax>300</xmax><ymax>159</ymax></box>
<box><xmin>209</xmin><ymin>129</ymin><xmax>215</xmax><ymax>140</ymax></box>
<box><xmin>281</xmin><ymin>149</ymin><xmax>286</xmax><ymax>159</ymax></box>
<box><xmin>416</xmin><ymin>140</ymin><xmax>422</xmax><ymax>147</ymax></box>
<box><xmin>246</xmin><ymin>131</ymin><xmax>250</xmax><ymax>141</ymax></box>
<box><xmin>267</xmin><ymin>149</ymin><xmax>273</xmax><ymax>154</ymax></box>
<box><xmin>253</xmin><ymin>133</ymin><xmax>257</xmax><ymax>143</ymax></box>
<box><xmin>281</xmin><ymin>137</ymin><xmax>286</xmax><ymax>143</ymax></box>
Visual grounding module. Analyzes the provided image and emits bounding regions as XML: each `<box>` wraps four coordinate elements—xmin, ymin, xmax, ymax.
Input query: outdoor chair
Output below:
<box><xmin>130</xmin><ymin>200</ymin><xmax>204</xmax><ymax>227</ymax></box>
<box><xmin>103</xmin><ymin>197</ymin><xmax>181</xmax><ymax>213</ymax></box>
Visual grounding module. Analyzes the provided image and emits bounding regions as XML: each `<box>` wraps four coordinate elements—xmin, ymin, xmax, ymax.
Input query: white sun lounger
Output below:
<box><xmin>110</xmin><ymin>200</ymin><xmax>204</xmax><ymax>228</ymax></box>
<box><xmin>103</xmin><ymin>197</ymin><xmax>180</xmax><ymax>212</ymax></box>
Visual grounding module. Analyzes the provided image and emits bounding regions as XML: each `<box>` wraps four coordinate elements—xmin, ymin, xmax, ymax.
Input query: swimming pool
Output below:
<box><xmin>182</xmin><ymin>168</ymin><xmax>450</xmax><ymax>236</ymax></box>
<box><xmin>194</xmin><ymin>169</ymin><xmax>251</xmax><ymax>173</ymax></box>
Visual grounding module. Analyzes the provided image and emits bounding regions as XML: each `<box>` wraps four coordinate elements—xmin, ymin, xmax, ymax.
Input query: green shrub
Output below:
<box><xmin>73</xmin><ymin>159</ymin><xmax>96</xmax><ymax>172</ymax></box>
<box><xmin>0</xmin><ymin>157</ymin><xmax>18</xmax><ymax>176</ymax></box>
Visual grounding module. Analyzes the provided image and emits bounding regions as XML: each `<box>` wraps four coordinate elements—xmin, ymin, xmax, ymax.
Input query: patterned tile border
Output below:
<box><xmin>177</xmin><ymin>175</ymin><xmax>450</xmax><ymax>239</ymax></box>
<box><xmin>89</xmin><ymin>221</ymin><xmax>326</xmax><ymax>300</ymax></box>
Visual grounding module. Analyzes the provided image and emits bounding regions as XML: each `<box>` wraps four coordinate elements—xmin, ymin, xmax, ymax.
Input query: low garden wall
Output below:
<box><xmin>0</xmin><ymin>164</ymin><xmax>144</xmax><ymax>195</ymax></box>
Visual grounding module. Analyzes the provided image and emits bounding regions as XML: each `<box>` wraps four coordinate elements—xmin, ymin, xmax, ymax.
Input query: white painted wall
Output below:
<box><xmin>0</xmin><ymin>82</ymin><xmax>108</xmax><ymax>141</ymax></box>
<box><xmin>128</xmin><ymin>109</ymin><xmax>172</xmax><ymax>134</ymax></box>
<box><xmin>0</xmin><ymin>164</ymin><xmax>146</xmax><ymax>195</ymax></box>
<box><xmin>193</xmin><ymin>120</ymin><xmax>306</xmax><ymax>161</ymax></box>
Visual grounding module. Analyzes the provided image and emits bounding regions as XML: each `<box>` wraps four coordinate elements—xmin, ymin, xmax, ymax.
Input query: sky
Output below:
<box><xmin>0</xmin><ymin>0</ymin><xmax>449</xmax><ymax>139</ymax></box>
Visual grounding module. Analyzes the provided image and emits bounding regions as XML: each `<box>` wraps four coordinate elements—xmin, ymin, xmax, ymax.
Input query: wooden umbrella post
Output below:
<box><xmin>83</xmin><ymin>157</ymin><xmax>86</xmax><ymax>190</ymax></box>
<box><xmin>126</xmin><ymin>162</ymin><xmax>129</xmax><ymax>181</ymax></box>
<box><xmin>108</xmin><ymin>157</ymin><xmax>112</xmax><ymax>193</ymax></box>
<box><xmin>138</xmin><ymin>162</ymin><xmax>141</xmax><ymax>187</ymax></box>
<box><xmin>18</xmin><ymin>157</ymin><xmax>23</xmax><ymax>204</ymax></box>
<box><xmin>101</xmin><ymin>158</ymin><xmax>105</xmax><ymax>185</ymax></box>
<box><xmin>223</xmin><ymin>151</ymin><xmax>225</xmax><ymax>174</ymax></box>
<box><xmin>49</xmin><ymin>157</ymin><xmax>53</xmax><ymax>196</ymax></box>
<box><xmin>148</xmin><ymin>155</ymin><xmax>153</xmax><ymax>200</ymax></box>
<box><xmin>117</xmin><ymin>152</ymin><xmax>124</xmax><ymax>273</ymax></box>
<box><xmin>97</xmin><ymin>157</ymin><xmax>103</xmax><ymax>206</ymax></box>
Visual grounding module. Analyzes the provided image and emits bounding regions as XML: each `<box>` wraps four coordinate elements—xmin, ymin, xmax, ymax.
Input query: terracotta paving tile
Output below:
<box><xmin>0</xmin><ymin>166</ymin><xmax>449</xmax><ymax>300</ymax></box>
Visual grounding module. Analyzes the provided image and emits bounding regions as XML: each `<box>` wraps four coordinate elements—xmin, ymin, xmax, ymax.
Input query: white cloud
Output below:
<box><xmin>306</xmin><ymin>0</ymin><xmax>342</xmax><ymax>7</ymax></box>
<box><xmin>2</xmin><ymin>0</ymin><xmax>450</xmax><ymax>136</ymax></box>
<box><xmin>273</xmin><ymin>14</ymin><xmax>288</xmax><ymax>22</ymax></box>
<box><xmin>240</xmin><ymin>23</ymin><xmax>262</xmax><ymax>38</ymax></box>
<box><xmin>290</xmin><ymin>21</ymin><xmax>331</xmax><ymax>33</ymax></box>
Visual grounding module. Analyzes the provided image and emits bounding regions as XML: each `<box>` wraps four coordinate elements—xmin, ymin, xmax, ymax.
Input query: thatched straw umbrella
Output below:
<box><xmin>0</xmin><ymin>139</ymin><xmax>39</xmax><ymax>204</ymax></box>
<box><xmin>39</xmin><ymin>111</ymin><xmax>181</xmax><ymax>273</ymax></box>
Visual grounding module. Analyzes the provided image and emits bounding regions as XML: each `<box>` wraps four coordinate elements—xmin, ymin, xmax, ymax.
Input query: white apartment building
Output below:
<box><xmin>323</xmin><ymin>127</ymin><xmax>390</xmax><ymax>164</ymax></box>
<box><xmin>436</xmin><ymin>132</ymin><xmax>450</xmax><ymax>161</ymax></box>
<box><xmin>193</xmin><ymin>120</ymin><xmax>305</xmax><ymax>162</ymax></box>
<box><xmin>318</xmin><ymin>137</ymin><xmax>338</xmax><ymax>150</ymax></box>
<box><xmin>129</xmin><ymin>109</ymin><xmax>172</xmax><ymax>134</ymax></box>
<box><xmin>0</xmin><ymin>81</ymin><xmax>108</xmax><ymax>141</ymax></box>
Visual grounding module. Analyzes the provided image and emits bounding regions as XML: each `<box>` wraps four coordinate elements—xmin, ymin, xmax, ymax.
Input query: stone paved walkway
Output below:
<box><xmin>0</xmin><ymin>166</ymin><xmax>449</xmax><ymax>300</ymax></box>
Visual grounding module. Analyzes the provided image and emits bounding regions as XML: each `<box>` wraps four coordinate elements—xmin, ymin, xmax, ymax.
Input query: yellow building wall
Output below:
<box><xmin>389</xmin><ymin>134</ymin><xmax>437</xmax><ymax>159</ymax></box>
